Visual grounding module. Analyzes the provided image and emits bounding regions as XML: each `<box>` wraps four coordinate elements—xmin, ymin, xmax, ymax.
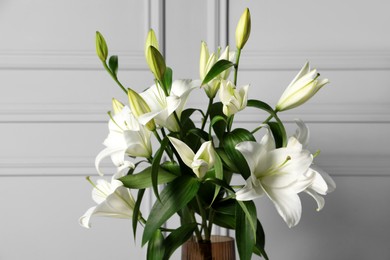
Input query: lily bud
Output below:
<box><xmin>144</xmin><ymin>29</ymin><xmax>160</xmax><ymax>60</ymax></box>
<box><xmin>235</xmin><ymin>8</ymin><xmax>251</xmax><ymax>50</ymax></box>
<box><xmin>95</xmin><ymin>31</ymin><xmax>108</xmax><ymax>62</ymax></box>
<box><xmin>146</xmin><ymin>46</ymin><xmax>166</xmax><ymax>81</ymax></box>
<box><xmin>275</xmin><ymin>62</ymin><xmax>329</xmax><ymax>112</ymax></box>
<box><xmin>127</xmin><ymin>88</ymin><xmax>156</xmax><ymax>131</ymax></box>
<box><xmin>112</xmin><ymin>98</ymin><xmax>124</xmax><ymax>115</ymax></box>
<box><xmin>199</xmin><ymin>41</ymin><xmax>210</xmax><ymax>80</ymax></box>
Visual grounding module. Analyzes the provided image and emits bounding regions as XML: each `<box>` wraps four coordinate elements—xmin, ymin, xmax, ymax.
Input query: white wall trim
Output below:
<box><xmin>0</xmin><ymin>1</ymin><xmax>165</xmax><ymax>71</ymax></box>
<box><xmin>1</xmin><ymin>102</ymin><xmax>388</xmax><ymax>123</ymax></box>
<box><xmin>206</xmin><ymin>0</ymin><xmax>229</xmax><ymax>50</ymax></box>
<box><xmin>239</xmin><ymin>50</ymin><xmax>390</xmax><ymax>70</ymax></box>
<box><xmin>1</xmin><ymin>154</ymin><xmax>388</xmax><ymax>177</ymax></box>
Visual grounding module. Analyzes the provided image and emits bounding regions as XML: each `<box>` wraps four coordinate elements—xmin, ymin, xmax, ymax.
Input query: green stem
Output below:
<box><xmin>251</xmin><ymin>114</ymin><xmax>274</xmax><ymax>134</ymax></box>
<box><xmin>201</xmin><ymin>98</ymin><xmax>214</xmax><ymax>131</ymax></box>
<box><xmin>154</xmin><ymin>130</ymin><xmax>174</xmax><ymax>161</ymax></box>
<box><xmin>196</xmin><ymin>195</ymin><xmax>209</xmax><ymax>241</ymax></box>
<box><xmin>102</xmin><ymin>62</ymin><xmax>127</xmax><ymax>94</ymax></box>
<box><xmin>233</xmin><ymin>49</ymin><xmax>242</xmax><ymax>86</ymax></box>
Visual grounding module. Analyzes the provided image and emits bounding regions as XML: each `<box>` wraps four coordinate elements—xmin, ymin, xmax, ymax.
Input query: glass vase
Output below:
<box><xmin>181</xmin><ymin>235</ymin><xmax>235</xmax><ymax>260</ymax></box>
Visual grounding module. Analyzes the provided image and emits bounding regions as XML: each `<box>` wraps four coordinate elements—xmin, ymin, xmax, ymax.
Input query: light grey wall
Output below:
<box><xmin>1</xmin><ymin>0</ymin><xmax>389</xmax><ymax>259</ymax></box>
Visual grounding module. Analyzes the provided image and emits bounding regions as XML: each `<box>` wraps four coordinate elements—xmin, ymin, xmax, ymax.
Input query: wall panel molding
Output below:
<box><xmin>0</xmin><ymin>1</ymin><xmax>164</xmax><ymax>71</ymax></box>
<box><xmin>239</xmin><ymin>50</ymin><xmax>390</xmax><ymax>70</ymax></box>
<box><xmin>1</xmin><ymin>102</ymin><xmax>389</xmax><ymax>123</ymax></box>
<box><xmin>1</xmin><ymin>154</ymin><xmax>388</xmax><ymax>177</ymax></box>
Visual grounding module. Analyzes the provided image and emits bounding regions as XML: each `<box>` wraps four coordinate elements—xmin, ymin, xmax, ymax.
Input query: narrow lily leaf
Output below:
<box><xmin>132</xmin><ymin>189</ymin><xmax>145</xmax><ymax>239</ymax></box>
<box><xmin>163</xmin><ymin>223</ymin><xmax>197</xmax><ymax>259</ymax></box>
<box><xmin>204</xmin><ymin>177</ymin><xmax>234</xmax><ymax>193</ymax></box>
<box><xmin>160</xmin><ymin>161</ymin><xmax>181</xmax><ymax>176</ymax></box>
<box><xmin>108</xmin><ymin>55</ymin><xmax>118</xmax><ymax>76</ymax></box>
<box><xmin>202</xmin><ymin>59</ymin><xmax>234</xmax><ymax>85</ymax></box>
<box><xmin>151</xmin><ymin>137</ymin><xmax>170</xmax><ymax>201</ymax></box>
<box><xmin>186</xmin><ymin>128</ymin><xmax>209</xmax><ymax>142</ymax></box>
<box><xmin>209</xmin><ymin>102</ymin><xmax>227</xmax><ymax>141</ymax></box>
<box><xmin>236</xmin><ymin>200</ymin><xmax>257</xmax><ymax>238</ymax></box>
<box><xmin>236</xmin><ymin>200</ymin><xmax>257</xmax><ymax>260</ymax></box>
<box><xmin>213</xmin><ymin>199</ymin><xmax>237</xmax><ymax>229</ymax></box>
<box><xmin>181</xmin><ymin>108</ymin><xmax>205</xmax><ymax>125</ymax></box>
<box><xmin>211</xmin><ymin>152</ymin><xmax>224</xmax><ymax>204</ymax></box>
<box><xmin>247</xmin><ymin>99</ymin><xmax>275</xmax><ymax>116</ymax></box>
<box><xmin>247</xmin><ymin>99</ymin><xmax>287</xmax><ymax>147</ymax></box>
<box><xmin>162</xmin><ymin>67</ymin><xmax>173</xmax><ymax>94</ymax></box>
<box><xmin>268</xmin><ymin>121</ymin><xmax>284</xmax><ymax>149</ymax></box>
<box><xmin>142</xmin><ymin>176</ymin><xmax>200</xmax><ymax>245</ymax></box>
<box><xmin>120</xmin><ymin>165</ymin><xmax>178</xmax><ymax>189</ymax></box>
<box><xmin>253</xmin><ymin>219</ymin><xmax>269</xmax><ymax>260</ymax></box>
<box><xmin>216</xmin><ymin>148</ymin><xmax>238</xmax><ymax>173</ymax></box>
<box><xmin>223</xmin><ymin>128</ymin><xmax>255</xmax><ymax>179</ymax></box>
<box><xmin>147</xmin><ymin>229</ymin><xmax>165</xmax><ymax>260</ymax></box>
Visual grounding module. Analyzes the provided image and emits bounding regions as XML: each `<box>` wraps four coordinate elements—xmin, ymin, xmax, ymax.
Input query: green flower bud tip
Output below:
<box><xmin>146</xmin><ymin>46</ymin><xmax>166</xmax><ymax>81</ymax></box>
<box><xmin>145</xmin><ymin>29</ymin><xmax>159</xmax><ymax>59</ymax></box>
<box><xmin>95</xmin><ymin>31</ymin><xmax>108</xmax><ymax>62</ymax></box>
<box><xmin>235</xmin><ymin>8</ymin><xmax>251</xmax><ymax>50</ymax></box>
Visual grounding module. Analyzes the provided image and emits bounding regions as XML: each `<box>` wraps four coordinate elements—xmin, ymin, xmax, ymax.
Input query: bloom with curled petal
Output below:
<box><xmin>235</xmin><ymin>126</ymin><xmax>329</xmax><ymax>227</ymax></box>
<box><xmin>138</xmin><ymin>80</ymin><xmax>200</xmax><ymax>132</ymax></box>
<box><xmin>79</xmin><ymin>171</ymin><xmax>136</xmax><ymax>228</ymax></box>
<box><xmin>95</xmin><ymin>105</ymin><xmax>152</xmax><ymax>176</ymax></box>
<box><xmin>219</xmin><ymin>80</ymin><xmax>249</xmax><ymax>117</ymax></box>
<box><xmin>168</xmin><ymin>137</ymin><xmax>215</xmax><ymax>179</ymax></box>
<box><xmin>292</xmin><ymin>119</ymin><xmax>336</xmax><ymax>211</ymax></box>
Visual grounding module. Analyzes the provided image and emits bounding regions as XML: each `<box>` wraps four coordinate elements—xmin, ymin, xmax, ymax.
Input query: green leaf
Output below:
<box><xmin>132</xmin><ymin>188</ymin><xmax>145</xmax><ymax>239</ymax></box>
<box><xmin>151</xmin><ymin>137</ymin><xmax>170</xmax><ymax>201</ymax></box>
<box><xmin>147</xmin><ymin>229</ymin><xmax>165</xmax><ymax>260</ymax></box>
<box><xmin>223</xmin><ymin>128</ymin><xmax>256</xmax><ymax>179</ymax></box>
<box><xmin>247</xmin><ymin>99</ymin><xmax>275</xmax><ymax>116</ymax></box>
<box><xmin>108</xmin><ymin>55</ymin><xmax>118</xmax><ymax>76</ymax></box>
<box><xmin>163</xmin><ymin>223</ymin><xmax>197</xmax><ymax>259</ymax></box>
<box><xmin>202</xmin><ymin>59</ymin><xmax>234</xmax><ymax>85</ymax></box>
<box><xmin>186</xmin><ymin>128</ymin><xmax>209</xmax><ymax>142</ymax></box>
<box><xmin>160</xmin><ymin>161</ymin><xmax>181</xmax><ymax>176</ymax></box>
<box><xmin>253</xmin><ymin>219</ymin><xmax>269</xmax><ymax>260</ymax></box>
<box><xmin>142</xmin><ymin>176</ymin><xmax>200</xmax><ymax>245</ymax></box>
<box><xmin>268</xmin><ymin>121</ymin><xmax>284</xmax><ymax>149</ymax></box>
<box><xmin>247</xmin><ymin>99</ymin><xmax>287</xmax><ymax>147</ymax></box>
<box><xmin>215</xmin><ymin>148</ymin><xmax>238</xmax><ymax>173</ymax></box>
<box><xmin>209</xmin><ymin>102</ymin><xmax>227</xmax><ymax>141</ymax></box>
<box><xmin>211</xmin><ymin>152</ymin><xmax>224</xmax><ymax>204</ymax></box>
<box><xmin>120</xmin><ymin>165</ymin><xmax>178</xmax><ymax>189</ymax></box>
<box><xmin>236</xmin><ymin>200</ymin><xmax>257</xmax><ymax>260</ymax></box>
<box><xmin>212</xmin><ymin>199</ymin><xmax>237</xmax><ymax>229</ymax></box>
<box><xmin>162</xmin><ymin>67</ymin><xmax>173</xmax><ymax>94</ymax></box>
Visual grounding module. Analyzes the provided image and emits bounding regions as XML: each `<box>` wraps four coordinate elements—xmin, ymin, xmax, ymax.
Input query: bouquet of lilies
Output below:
<box><xmin>80</xmin><ymin>9</ymin><xmax>335</xmax><ymax>260</ymax></box>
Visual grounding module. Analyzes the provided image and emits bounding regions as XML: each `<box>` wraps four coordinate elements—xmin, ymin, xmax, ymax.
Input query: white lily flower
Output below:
<box><xmin>219</xmin><ymin>80</ymin><xmax>249</xmax><ymax>117</ymax></box>
<box><xmin>276</xmin><ymin>62</ymin><xmax>329</xmax><ymax>112</ymax></box>
<box><xmin>200</xmin><ymin>42</ymin><xmax>236</xmax><ymax>98</ymax></box>
<box><xmin>139</xmin><ymin>80</ymin><xmax>200</xmax><ymax>132</ymax></box>
<box><xmin>79</xmin><ymin>172</ymin><xmax>136</xmax><ymax>228</ymax></box>
<box><xmin>95</xmin><ymin>106</ymin><xmax>152</xmax><ymax>175</ymax></box>
<box><xmin>235</xmin><ymin>127</ymin><xmax>327</xmax><ymax>228</ymax></box>
<box><xmin>293</xmin><ymin>119</ymin><xmax>336</xmax><ymax>210</ymax></box>
<box><xmin>168</xmin><ymin>137</ymin><xmax>215</xmax><ymax>178</ymax></box>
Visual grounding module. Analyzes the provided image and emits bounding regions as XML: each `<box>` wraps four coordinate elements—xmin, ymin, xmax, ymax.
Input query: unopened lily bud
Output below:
<box><xmin>275</xmin><ymin>62</ymin><xmax>329</xmax><ymax>112</ymax></box>
<box><xmin>127</xmin><ymin>88</ymin><xmax>156</xmax><ymax>131</ymax></box>
<box><xmin>199</xmin><ymin>41</ymin><xmax>210</xmax><ymax>80</ymax></box>
<box><xmin>145</xmin><ymin>29</ymin><xmax>159</xmax><ymax>59</ymax></box>
<box><xmin>235</xmin><ymin>8</ymin><xmax>251</xmax><ymax>50</ymax></box>
<box><xmin>146</xmin><ymin>46</ymin><xmax>166</xmax><ymax>81</ymax></box>
<box><xmin>95</xmin><ymin>31</ymin><xmax>108</xmax><ymax>62</ymax></box>
<box><xmin>112</xmin><ymin>98</ymin><xmax>124</xmax><ymax>115</ymax></box>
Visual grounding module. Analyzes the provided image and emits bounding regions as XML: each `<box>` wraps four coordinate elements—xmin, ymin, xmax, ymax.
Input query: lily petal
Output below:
<box><xmin>168</xmin><ymin>137</ymin><xmax>195</xmax><ymax>168</ymax></box>
<box><xmin>236</xmin><ymin>178</ymin><xmax>265</xmax><ymax>201</ymax></box>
